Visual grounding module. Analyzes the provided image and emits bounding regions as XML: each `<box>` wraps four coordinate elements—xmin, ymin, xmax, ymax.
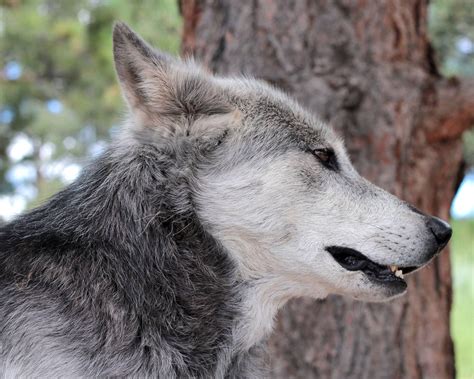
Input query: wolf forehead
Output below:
<box><xmin>159</xmin><ymin>74</ymin><xmax>341</xmax><ymax>155</ymax></box>
<box><xmin>227</xmin><ymin>80</ymin><xmax>336</xmax><ymax>145</ymax></box>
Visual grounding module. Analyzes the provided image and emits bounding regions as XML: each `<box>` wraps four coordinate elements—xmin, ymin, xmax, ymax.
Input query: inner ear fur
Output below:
<box><xmin>112</xmin><ymin>21</ymin><xmax>233</xmax><ymax>127</ymax></box>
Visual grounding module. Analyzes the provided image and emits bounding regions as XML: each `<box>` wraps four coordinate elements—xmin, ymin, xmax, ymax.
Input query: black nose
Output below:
<box><xmin>427</xmin><ymin>217</ymin><xmax>452</xmax><ymax>248</ymax></box>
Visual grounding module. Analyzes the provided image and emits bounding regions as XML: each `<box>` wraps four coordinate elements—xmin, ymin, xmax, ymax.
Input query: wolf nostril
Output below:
<box><xmin>427</xmin><ymin>216</ymin><xmax>452</xmax><ymax>248</ymax></box>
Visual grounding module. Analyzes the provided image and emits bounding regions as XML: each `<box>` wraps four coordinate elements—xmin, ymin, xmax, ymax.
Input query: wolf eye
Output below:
<box><xmin>312</xmin><ymin>148</ymin><xmax>338</xmax><ymax>170</ymax></box>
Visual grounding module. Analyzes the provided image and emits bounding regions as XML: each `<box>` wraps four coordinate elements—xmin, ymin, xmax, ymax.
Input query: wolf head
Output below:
<box><xmin>112</xmin><ymin>22</ymin><xmax>451</xmax><ymax>303</ymax></box>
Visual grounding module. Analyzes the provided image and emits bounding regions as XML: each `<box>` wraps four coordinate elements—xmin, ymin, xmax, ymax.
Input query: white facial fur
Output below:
<box><xmin>195</xmin><ymin>102</ymin><xmax>436</xmax><ymax>305</ymax></box>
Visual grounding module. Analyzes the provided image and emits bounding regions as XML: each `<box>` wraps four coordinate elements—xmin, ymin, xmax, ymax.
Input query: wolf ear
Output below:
<box><xmin>112</xmin><ymin>22</ymin><xmax>232</xmax><ymax>125</ymax></box>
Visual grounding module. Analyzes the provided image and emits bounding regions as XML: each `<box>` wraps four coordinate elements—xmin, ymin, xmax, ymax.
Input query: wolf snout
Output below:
<box><xmin>426</xmin><ymin>216</ymin><xmax>452</xmax><ymax>250</ymax></box>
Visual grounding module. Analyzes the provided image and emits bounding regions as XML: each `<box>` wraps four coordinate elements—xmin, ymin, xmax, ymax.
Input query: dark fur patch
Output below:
<box><xmin>0</xmin><ymin>143</ymin><xmax>248</xmax><ymax>377</ymax></box>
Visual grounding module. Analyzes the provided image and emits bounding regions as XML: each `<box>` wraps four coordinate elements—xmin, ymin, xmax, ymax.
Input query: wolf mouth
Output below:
<box><xmin>326</xmin><ymin>246</ymin><xmax>418</xmax><ymax>284</ymax></box>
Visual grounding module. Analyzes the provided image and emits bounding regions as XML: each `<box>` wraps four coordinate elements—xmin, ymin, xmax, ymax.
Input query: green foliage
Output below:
<box><xmin>429</xmin><ymin>0</ymin><xmax>474</xmax><ymax>77</ymax></box>
<box><xmin>0</xmin><ymin>0</ymin><xmax>182</xmax><ymax>194</ymax></box>
<box><xmin>450</xmin><ymin>219</ymin><xmax>474</xmax><ymax>379</ymax></box>
<box><xmin>429</xmin><ymin>0</ymin><xmax>474</xmax><ymax>174</ymax></box>
<box><xmin>462</xmin><ymin>129</ymin><xmax>474</xmax><ymax>168</ymax></box>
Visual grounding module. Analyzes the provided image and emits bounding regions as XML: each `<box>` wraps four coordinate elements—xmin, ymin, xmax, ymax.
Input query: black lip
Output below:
<box><xmin>325</xmin><ymin>246</ymin><xmax>417</xmax><ymax>284</ymax></box>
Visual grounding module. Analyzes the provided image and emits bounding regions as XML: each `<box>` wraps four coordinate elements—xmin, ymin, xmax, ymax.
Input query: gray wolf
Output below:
<box><xmin>0</xmin><ymin>22</ymin><xmax>452</xmax><ymax>378</ymax></box>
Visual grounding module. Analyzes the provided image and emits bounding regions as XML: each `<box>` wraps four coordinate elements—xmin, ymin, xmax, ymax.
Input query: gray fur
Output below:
<box><xmin>0</xmin><ymin>22</ymin><xmax>450</xmax><ymax>377</ymax></box>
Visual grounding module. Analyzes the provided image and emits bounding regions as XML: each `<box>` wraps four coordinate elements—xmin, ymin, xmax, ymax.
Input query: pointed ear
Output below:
<box><xmin>112</xmin><ymin>22</ymin><xmax>232</xmax><ymax>125</ymax></box>
<box><xmin>112</xmin><ymin>21</ymin><xmax>170</xmax><ymax>120</ymax></box>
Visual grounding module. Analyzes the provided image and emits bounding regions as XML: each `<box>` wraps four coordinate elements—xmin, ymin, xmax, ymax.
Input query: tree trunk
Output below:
<box><xmin>180</xmin><ymin>1</ymin><xmax>474</xmax><ymax>378</ymax></box>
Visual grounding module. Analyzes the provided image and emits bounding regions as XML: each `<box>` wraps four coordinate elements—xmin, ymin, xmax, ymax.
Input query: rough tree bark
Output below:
<box><xmin>180</xmin><ymin>1</ymin><xmax>474</xmax><ymax>378</ymax></box>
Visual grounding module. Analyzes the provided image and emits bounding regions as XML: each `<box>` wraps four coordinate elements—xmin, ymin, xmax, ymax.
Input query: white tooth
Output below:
<box><xmin>390</xmin><ymin>265</ymin><xmax>398</xmax><ymax>272</ymax></box>
<box><xmin>395</xmin><ymin>269</ymin><xmax>404</xmax><ymax>279</ymax></box>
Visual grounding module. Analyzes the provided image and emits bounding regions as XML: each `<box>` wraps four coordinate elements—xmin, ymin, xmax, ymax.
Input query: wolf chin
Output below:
<box><xmin>0</xmin><ymin>22</ymin><xmax>452</xmax><ymax>378</ymax></box>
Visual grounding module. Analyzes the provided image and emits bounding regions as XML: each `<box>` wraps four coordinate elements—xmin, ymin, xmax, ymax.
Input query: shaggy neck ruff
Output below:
<box><xmin>62</xmin><ymin>143</ymin><xmax>286</xmax><ymax>372</ymax></box>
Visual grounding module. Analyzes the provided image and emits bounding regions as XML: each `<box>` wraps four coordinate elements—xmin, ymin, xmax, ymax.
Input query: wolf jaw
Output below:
<box><xmin>0</xmin><ymin>22</ymin><xmax>452</xmax><ymax>377</ymax></box>
<box><xmin>325</xmin><ymin>246</ymin><xmax>419</xmax><ymax>290</ymax></box>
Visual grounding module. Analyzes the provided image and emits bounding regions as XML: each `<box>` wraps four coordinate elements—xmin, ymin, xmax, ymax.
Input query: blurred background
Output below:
<box><xmin>0</xmin><ymin>0</ymin><xmax>472</xmax><ymax>377</ymax></box>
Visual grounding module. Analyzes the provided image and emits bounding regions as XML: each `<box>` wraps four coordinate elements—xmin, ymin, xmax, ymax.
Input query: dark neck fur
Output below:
<box><xmin>0</xmin><ymin>143</ymin><xmax>250</xmax><ymax>377</ymax></box>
